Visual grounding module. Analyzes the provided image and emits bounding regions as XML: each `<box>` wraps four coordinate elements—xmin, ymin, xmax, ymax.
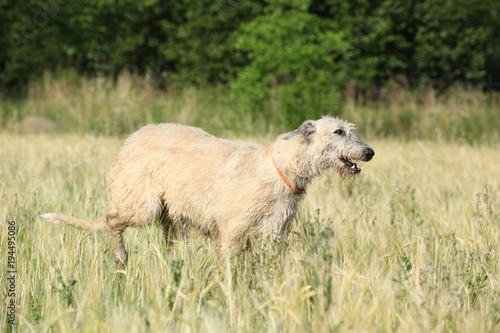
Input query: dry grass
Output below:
<box><xmin>1</xmin><ymin>132</ymin><xmax>499</xmax><ymax>332</ymax></box>
<box><xmin>1</xmin><ymin>72</ymin><xmax>499</xmax><ymax>143</ymax></box>
<box><xmin>2</xmin><ymin>72</ymin><xmax>259</xmax><ymax>137</ymax></box>
<box><xmin>342</xmin><ymin>83</ymin><xmax>500</xmax><ymax>143</ymax></box>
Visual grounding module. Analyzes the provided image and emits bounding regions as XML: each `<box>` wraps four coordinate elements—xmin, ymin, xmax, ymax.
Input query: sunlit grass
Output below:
<box><xmin>1</xmin><ymin>133</ymin><xmax>499</xmax><ymax>332</ymax></box>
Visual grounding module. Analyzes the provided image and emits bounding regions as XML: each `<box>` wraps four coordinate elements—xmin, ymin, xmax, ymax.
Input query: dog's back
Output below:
<box><xmin>107</xmin><ymin>123</ymin><xmax>265</xmax><ymax>236</ymax></box>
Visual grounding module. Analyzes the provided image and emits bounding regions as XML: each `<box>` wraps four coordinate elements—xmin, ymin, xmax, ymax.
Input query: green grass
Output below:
<box><xmin>1</xmin><ymin>72</ymin><xmax>500</xmax><ymax>143</ymax></box>
<box><xmin>1</xmin><ymin>134</ymin><xmax>500</xmax><ymax>332</ymax></box>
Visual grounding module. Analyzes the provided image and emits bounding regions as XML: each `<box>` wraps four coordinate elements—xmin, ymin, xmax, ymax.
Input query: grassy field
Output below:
<box><xmin>1</xmin><ymin>73</ymin><xmax>499</xmax><ymax>331</ymax></box>
<box><xmin>1</xmin><ymin>131</ymin><xmax>499</xmax><ymax>332</ymax></box>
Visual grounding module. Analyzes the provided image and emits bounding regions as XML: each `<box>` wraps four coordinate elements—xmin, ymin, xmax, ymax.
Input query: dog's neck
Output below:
<box><xmin>271</xmin><ymin>148</ymin><xmax>305</xmax><ymax>194</ymax></box>
<box><xmin>269</xmin><ymin>144</ymin><xmax>322</xmax><ymax>195</ymax></box>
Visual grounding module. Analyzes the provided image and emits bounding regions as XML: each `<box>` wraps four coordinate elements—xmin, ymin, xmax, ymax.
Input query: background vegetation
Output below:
<box><xmin>1</xmin><ymin>73</ymin><xmax>500</xmax><ymax>145</ymax></box>
<box><xmin>1</xmin><ymin>0</ymin><xmax>500</xmax><ymax>130</ymax></box>
<box><xmin>3</xmin><ymin>0</ymin><xmax>499</xmax><ymax>88</ymax></box>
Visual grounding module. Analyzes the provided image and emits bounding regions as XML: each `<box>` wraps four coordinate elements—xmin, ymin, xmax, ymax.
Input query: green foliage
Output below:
<box><xmin>232</xmin><ymin>0</ymin><xmax>350</xmax><ymax>127</ymax></box>
<box><xmin>412</xmin><ymin>0</ymin><xmax>491</xmax><ymax>85</ymax></box>
<box><xmin>158</xmin><ymin>0</ymin><xmax>264</xmax><ymax>84</ymax></box>
<box><xmin>0</xmin><ymin>0</ymin><xmax>264</xmax><ymax>93</ymax></box>
<box><xmin>310</xmin><ymin>0</ymin><xmax>413</xmax><ymax>86</ymax></box>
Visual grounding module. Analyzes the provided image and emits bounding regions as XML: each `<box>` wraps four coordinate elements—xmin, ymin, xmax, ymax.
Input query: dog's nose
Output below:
<box><xmin>363</xmin><ymin>147</ymin><xmax>375</xmax><ymax>161</ymax></box>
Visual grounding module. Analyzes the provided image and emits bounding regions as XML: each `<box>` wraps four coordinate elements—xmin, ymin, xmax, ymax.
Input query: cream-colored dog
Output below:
<box><xmin>42</xmin><ymin>116</ymin><xmax>374</xmax><ymax>268</ymax></box>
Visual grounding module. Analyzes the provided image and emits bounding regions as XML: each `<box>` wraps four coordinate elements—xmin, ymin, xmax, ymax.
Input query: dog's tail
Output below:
<box><xmin>40</xmin><ymin>213</ymin><xmax>107</xmax><ymax>231</ymax></box>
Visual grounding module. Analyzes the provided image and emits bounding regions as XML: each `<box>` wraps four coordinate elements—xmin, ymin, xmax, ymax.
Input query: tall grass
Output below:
<box><xmin>1</xmin><ymin>73</ymin><xmax>499</xmax><ymax>331</ymax></box>
<box><xmin>1</xmin><ymin>72</ymin><xmax>499</xmax><ymax>142</ymax></box>
<box><xmin>1</xmin><ymin>133</ymin><xmax>500</xmax><ymax>332</ymax></box>
<box><xmin>343</xmin><ymin>82</ymin><xmax>500</xmax><ymax>144</ymax></box>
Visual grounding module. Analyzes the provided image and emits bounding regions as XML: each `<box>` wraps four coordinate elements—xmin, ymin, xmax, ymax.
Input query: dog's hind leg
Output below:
<box><xmin>111</xmin><ymin>229</ymin><xmax>127</xmax><ymax>269</ymax></box>
<box><xmin>156</xmin><ymin>203</ymin><xmax>175</xmax><ymax>250</ymax></box>
<box><xmin>160</xmin><ymin>221</ymin><xmax>176</xmax><ymax>250</ymax></box>
<box><xmin>106</xmin><ymin>208</ymin><xmax>128</xmax><ymax>269</ymax></box>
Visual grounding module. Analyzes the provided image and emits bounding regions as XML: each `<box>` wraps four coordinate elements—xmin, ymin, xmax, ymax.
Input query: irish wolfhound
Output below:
<box><xmin>41</xmin><ymin>116</ymin><xmax>374</xmax><ymax>268</ymax></box>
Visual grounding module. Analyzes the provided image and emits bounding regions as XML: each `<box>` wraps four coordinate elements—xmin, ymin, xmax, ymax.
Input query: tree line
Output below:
<box><xmin>1</xmin><ymin>0</ymin><xmax>499</xmax><ymax>98</ymax></box>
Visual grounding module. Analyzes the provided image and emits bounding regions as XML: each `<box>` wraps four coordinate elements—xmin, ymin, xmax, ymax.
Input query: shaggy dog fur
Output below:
<box><xmin>41</xmin><ymin>116</ymin><xmax>374</xmax><ymax>268</ymax></box>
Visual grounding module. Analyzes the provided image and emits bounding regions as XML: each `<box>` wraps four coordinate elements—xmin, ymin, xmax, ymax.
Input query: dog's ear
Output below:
<box><xmin>284</xmin><ymin>120</ymin><xmax>316</xmax><ymax>140</ymax></box>
<box><xmin>298</xmin><ymin>120</ymin><xmax>316</xmax><ymax>138</ymax></box>
<box><xmin>284</xmin><ymin>129</ymin><xmax>299</xmax><ymax>140</ymax></box>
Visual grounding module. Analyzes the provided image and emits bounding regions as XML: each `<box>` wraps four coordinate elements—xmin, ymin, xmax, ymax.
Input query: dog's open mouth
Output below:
<box><xmin>339</xmin><ymin>157</ymin><xmax>361</xmax><ymax>174</ymax></box>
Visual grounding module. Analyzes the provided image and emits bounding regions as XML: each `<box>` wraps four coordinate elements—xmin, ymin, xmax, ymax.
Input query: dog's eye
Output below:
<box><xmin>334</xmin><ymin>129</ymin><xmax>344</xmax><ymax>135</ymax></box>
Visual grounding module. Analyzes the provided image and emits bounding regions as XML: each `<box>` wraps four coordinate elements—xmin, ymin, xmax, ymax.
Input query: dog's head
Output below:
<box><xmin>283</xmin><ymin>116</ymin><xmax>374</xmax><ymax>179</ymax></box>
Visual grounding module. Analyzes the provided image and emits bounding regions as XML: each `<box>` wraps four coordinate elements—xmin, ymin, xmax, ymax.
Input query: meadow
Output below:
<box><xmin>1</xmin><ymin>75</ymin><xmax>500</xmax><ymax>332</ymax></box>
